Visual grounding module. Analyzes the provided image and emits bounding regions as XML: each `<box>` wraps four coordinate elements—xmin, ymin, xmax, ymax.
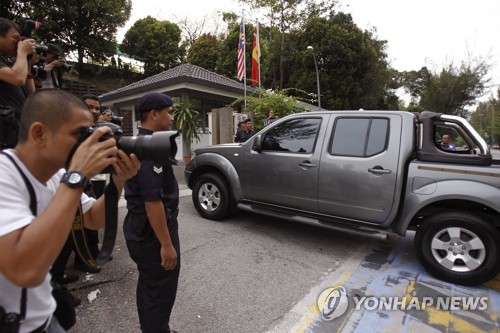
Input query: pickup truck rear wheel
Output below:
<box><xmin>192</xmin><ymin>173</ymin><xmax>231</xmax><ymax>220</ymax></box>
<box><xmin>415</xmin><ymin>211</ymin><xmax>500</xmax><ymax>286</ymax></box>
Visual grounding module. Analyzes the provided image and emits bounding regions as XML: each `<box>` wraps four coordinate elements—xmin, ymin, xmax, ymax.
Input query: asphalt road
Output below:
<box><xmin>67</xmin><ymin>192</ymin><xmax>377</xmax><ymax>333</ymax></box>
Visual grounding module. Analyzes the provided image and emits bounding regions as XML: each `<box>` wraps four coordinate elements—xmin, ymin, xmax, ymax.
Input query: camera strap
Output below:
<box><xmin>71</xmin><ymin>175</ymin><xmax>119</xmax><ymax>267</ymax></box>
<box><xmin>96</xmin><ymin>176</ymin><xmax>119</xmax><ymax>265</ymax></box>
<box><xmin>1</xmin><ymin>152</ymin><xmax>36</xmax><ymax>321</ymax></box>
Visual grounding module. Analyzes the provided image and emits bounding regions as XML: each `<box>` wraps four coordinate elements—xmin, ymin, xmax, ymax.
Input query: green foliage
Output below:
<box><xmin>173</xmin><ymin>97</ymin><xmax>201</xmax><ymax>144</ymax></box>
<box><xmin>215</xmin><ymin>21</ymin><xmax>253</xmax><ymax>80</ymax></box>
<box><xmin>120</xmin><ymin>16</ymin><xmax>183</xmax><ymax>75</ymax></box>
<box><xmin>230</xmin><ymin>88</ymin><xmax>307</xmax><ymax>131</ymax></box>
<box><xmin>187</xmin><ymin>33</ymin><xmax>218</xmax><ymax>72</ymax></box>
<box><xmin>11</xmin><ymin>0</ymin><xmax>132</xmax><ymax>69</ymax></box>
<box><xmin>418</xmin><ymin>59</ymin><xmax>491</xmax><ymax>118</ymax></box>
<box><xmin>470</xmin><ymin>89</ymin><xmax>500</xmax><ymax>144</ymax></box>
<box><xmin>286</xmin><ymin>12</ymin><xmax>394</xmax><ymax>110</ymax></box>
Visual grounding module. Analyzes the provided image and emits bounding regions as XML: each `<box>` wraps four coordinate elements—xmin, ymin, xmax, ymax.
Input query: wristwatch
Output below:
<box><xmin>60</xmin><ymin>171</ymin><xmax>90</xmax><ymax>190</ymax></box>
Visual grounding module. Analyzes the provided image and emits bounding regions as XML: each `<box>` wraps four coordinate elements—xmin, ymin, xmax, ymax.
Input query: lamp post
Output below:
<box><xmin>492</xmin><ymin>104</ymin><xmax>495</xmax><ymax>146</ymax></box>
<box><xmin>307</xmin><ymin>46</ymin><xmax>321</xmax><ymax>109</ymax></box>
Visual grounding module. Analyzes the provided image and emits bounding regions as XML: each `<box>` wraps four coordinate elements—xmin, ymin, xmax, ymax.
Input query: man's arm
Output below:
<box><xmin>83</xmin><ymin>150</ymin><xmax>140</xmax><ymax>230</ymax></box>
<box><xmin>0</xmin><ymin>184</ymin><xmax>85</xmax><ymax>287</ymax></box>
<box><xmin>0</xmin><ymin>39</ymin><xmax>35</xmax><ymax>86</ymax></box>
<box><xmin>145</xmin><ymin>200</ymin><xmax>177</xmax><ymax>271</ymax></box>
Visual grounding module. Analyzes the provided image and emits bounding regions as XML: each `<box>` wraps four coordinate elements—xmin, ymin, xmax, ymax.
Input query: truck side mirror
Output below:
<box><xmin>253</xmin><ymin>134</ymin><xmax>262</xmax><ymax>152</ymax></box>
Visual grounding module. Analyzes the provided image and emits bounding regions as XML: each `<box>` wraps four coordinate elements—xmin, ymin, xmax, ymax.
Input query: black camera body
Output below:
<box><xmin>31</xmin><ymin>60</ymin><xmax>46</xmax><ymax>80</ymax></box>
<box><xmin>61</xmin><ymin>60</ymin><xmax>72</xmax><ymax>71</ymax></box>
<box><xmin>80</xmin><ymin>122</ymin><xmax>179</xmax><ymax>167</ymax></box>
<box><xmin>0</xmin><ymin>306</ymin><xmax>21</xmax><ymax>333</ymax></box>
<box><xmin>101</xmin><ymin>109</ymin><xmax>123</xmax><ymax>126</ymax></box>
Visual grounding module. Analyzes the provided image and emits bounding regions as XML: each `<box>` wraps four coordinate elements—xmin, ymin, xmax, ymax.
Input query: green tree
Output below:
<box><xmin>120</xmin><ymin>16</ymin><xmax>183</xmax><ymax>75</ymax></box>
<box><xmin>287</xmin><ymin>12</ymin><xmax>395</xmax><ymax>110</ymax></box>
<box><xmin>240</xmin><ymin>0</ymin><xmax>303</xmax><ymax>88</ymax></box>
<box><xmin>470</xmin><ymin>88</ymin><xmax>500</xmax><ymax>144</ymax></box>
<box><xmin>187</xmin><ymin>33</ymin><xmax>219</xmax><ymax>72</ymax></box>
<box><xmin>417</xmin><ymin>58</ymin><xmax>491</xmax><ymax>118</ymax></box>
<box><xmin>215</xmin><ymin>20</ymin><xmax>253</xmax><ymax>81</ymax></box>
<box><xmin>231</xmin><ymin>88</ymin><xmax>307</xmax><ymax>131</ymax></box>
<box><xmin>18</xmin><ymin>0</ymin><xmax>132</xmax><ymax>70</ymax></box>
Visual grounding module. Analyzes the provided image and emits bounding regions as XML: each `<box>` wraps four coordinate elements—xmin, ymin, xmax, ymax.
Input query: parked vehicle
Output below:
<box><xmin>185</xmin><ymin>110</ymin><xmax>500</xmax><ymax>286</ymax></box>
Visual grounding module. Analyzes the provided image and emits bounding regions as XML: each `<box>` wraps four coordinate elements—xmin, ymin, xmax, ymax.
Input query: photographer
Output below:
<box><xmin>39</xmin><ymin>43</ymin><xmax>65</xmax><ymax>89</ymax></box>
<box><xmin>0</xmin><ymin>18</ymin><xmax>38</xmax><ymax>148</ymax></box>
<box><xmin>0</xmin><ymin>89</ymin><xmax>140</xmax><ymax>332</ymax></box>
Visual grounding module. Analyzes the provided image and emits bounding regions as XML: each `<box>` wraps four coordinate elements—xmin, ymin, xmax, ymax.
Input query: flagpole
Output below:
<box><xmin>257</xmin><ymin>20</ymin><xmax>261</xmax><ymax>92</ymax></box>
<box><xmin>243</xmin><ymin>13</ymin><xmax>247</xmax><ymax>110</ymax></box>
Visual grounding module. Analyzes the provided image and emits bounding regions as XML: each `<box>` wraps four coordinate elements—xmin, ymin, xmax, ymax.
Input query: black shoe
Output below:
<box><xmin>73</xmin><ymin>263</ymin><xmax>101</xmax><ymax>273</ymax></box>
<box><xmin>61</xmin><ymin>272</ymin><xmax>79</xmax><ymax>285</ymax></box>
<box><xmin>72</xmin><ymin>294</ymin><xmax>81</xmax><ymax>307</ymax></box>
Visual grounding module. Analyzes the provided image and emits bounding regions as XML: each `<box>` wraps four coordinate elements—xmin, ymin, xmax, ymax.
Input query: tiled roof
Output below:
<box><xmin>100</xmin><ymin>63</ymin><xmax>255</xmax><ymax>102</ymax></box>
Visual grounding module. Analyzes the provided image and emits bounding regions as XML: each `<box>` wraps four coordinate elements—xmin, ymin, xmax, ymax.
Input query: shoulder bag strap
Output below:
<box><xmin>0</xmin><ymin>151</ymin><xmax>37</xmax><ymax>320</ymax></box>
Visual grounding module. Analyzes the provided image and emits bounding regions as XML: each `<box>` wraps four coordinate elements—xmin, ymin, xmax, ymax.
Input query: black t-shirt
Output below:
<box><xmin>124</xmin><ymin>127</ymin><xmax>179</xmax><ymax>214</ymax></box>
<box><xmin>0</xmin><ymin>56</ymin><xmax>27</xmax><ymax>116</ymax></box>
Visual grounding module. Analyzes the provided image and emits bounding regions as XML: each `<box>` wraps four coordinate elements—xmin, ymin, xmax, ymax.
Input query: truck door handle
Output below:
<box><xmin>368</xmin><ymin>166</ymin><xmax>392</xmax><ymax>175</ymax></box>
<box><xmin>299</xmin><ymin>161</ymin><xmax>317</xmax><ymax>169</ymax></box>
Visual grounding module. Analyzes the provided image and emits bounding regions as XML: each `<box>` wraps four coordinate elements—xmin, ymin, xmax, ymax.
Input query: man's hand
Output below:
<box><xmin>68</xmin><ymin>126</ymin><xmax>118</xmax><ymax>178</ymax></box>
<box><xmin>98</xmin><ymin>113</ymin><xmax>112</xmax><ymax>122</ymax></box>
<box><xmin>161</xmin><ymin>243</ymin><xmax>178</xmax><ymax>270</ymax></box>
<box><xmin>44</xmin><ymin>59</ymin><xmax>64</xmax><ymax>71</ymax></box>
<box><xmin>112</xmin><ymin>150</ymin><xmax>140</xmax><ymax>188</ymax></box>
<box><xmin>16</xmin><ymin>39</ymin><xmax>36</xmax><ymax>58</ymax></box>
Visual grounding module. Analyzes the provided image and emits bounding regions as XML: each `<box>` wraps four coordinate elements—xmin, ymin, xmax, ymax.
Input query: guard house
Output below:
<box><xmin>99</xmin><ymin>63</ymin><xmax>254</xmax><ymax>140</ymax></box>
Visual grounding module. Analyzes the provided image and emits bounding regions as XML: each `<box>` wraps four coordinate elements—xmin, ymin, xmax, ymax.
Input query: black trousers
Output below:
<box><xmin>125</xmin><ymin>213</ymin><xmax>180</xmax><ymax>333</ymax></box>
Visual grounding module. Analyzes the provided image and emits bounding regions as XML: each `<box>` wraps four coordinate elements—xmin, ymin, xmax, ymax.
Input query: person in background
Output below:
<box><xmin>235</xmin><ymin>118</ymin><xmax>255</xmax><ymax>143</ymax></box>
<box><xmin>0</xmin><ymin>18</ymin><xmax>37</xmax><ymax>148</ymax></box>
<box><xmin>441</xmin><ymin>134</ymin><xmax>456</xmax><ymax>151</ymax></box>
<box><xmin>40</xmin><ymin>43</ymin><xmax>65</xmax><ymax>89</ymax></box>
<box><xmin>263</xmin><ymin>110</ymin><xmax>279</xmax><ymax>127</ymax></box>
<box><xmin>234</xmin><ymin>120</ymin><xmax>244</xmax><ymax>142</ymax></box>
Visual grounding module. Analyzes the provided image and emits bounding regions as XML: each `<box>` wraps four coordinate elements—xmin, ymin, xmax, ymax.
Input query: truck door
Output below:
<box><xmin>241</xmin><ymin>115</ymin><xmax>327</xmax><ymax>212</ymax></box>
<box><xmin>318</xmin><ymin>114</ymin><xmax>402</xmax><ymax>223</ymax></box>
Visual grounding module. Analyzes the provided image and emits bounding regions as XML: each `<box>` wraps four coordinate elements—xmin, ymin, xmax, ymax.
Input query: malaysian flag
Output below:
<box><xmin>237</xmin><ymin>18</ymin><xmax>245</xmax><ymax>81</ymax></box>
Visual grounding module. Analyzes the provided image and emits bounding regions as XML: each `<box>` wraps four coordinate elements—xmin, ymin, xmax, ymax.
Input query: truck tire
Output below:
<box><xmin>192</xmin><ymin>173</ymin><xmax>231</xmax><ymax>220</ymax></box>
<box><xmin>415</xmin><ymin>211</ymin><xmax>500</xmax><ymax>286</ymax></box>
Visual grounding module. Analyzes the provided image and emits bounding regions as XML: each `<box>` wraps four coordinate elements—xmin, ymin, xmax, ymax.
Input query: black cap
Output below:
<box><xmin>137</xmin><ymin>92</ymin><xmax>173</xmax><ymax>112</ymax></box>
<box><xmin>45</xmin><ymin>43</ymin><xmax>60</xmax><ymax>56</ymax></box>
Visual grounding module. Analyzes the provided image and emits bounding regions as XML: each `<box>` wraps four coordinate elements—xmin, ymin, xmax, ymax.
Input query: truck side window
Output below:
<box><xmin>261</xmin><ymin>118</ymin><xmax>321</xmax><ymax>153</ymax></box>
<box><xmin>330</xmin><ymin>118</ymin><xmax>389</xmax><ymax>157</ymax></box>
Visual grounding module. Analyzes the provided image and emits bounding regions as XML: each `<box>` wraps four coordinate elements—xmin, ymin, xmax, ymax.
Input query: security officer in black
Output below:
<box><xmin>124</xmin><ymin>92</ymin><xmax>180</xmax><ymax>333</ymax></box>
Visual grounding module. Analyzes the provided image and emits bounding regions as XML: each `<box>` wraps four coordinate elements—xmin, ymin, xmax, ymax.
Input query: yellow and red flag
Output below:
<box><xmin>251</xmin><ymin>23</ymin><xmax>260</xmax><ymax>86</ymax></box>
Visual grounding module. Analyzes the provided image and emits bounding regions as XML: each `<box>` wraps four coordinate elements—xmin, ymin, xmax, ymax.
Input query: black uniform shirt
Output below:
<box><xmin>124</xmin><ymin>127</ymin><xmax>179</xmax><ymax>214</ymax></box>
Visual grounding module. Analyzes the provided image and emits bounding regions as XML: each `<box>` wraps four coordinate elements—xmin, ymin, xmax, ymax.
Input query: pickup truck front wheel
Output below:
<box><xmin>415</xmin><ymin>211</ymin><xmax>500</xmax><ymax>286</ymax></box>
<box><xmin>192</xmin><ymin>173</ymin><xmax>231</xmax><ymax>220</ymax></box>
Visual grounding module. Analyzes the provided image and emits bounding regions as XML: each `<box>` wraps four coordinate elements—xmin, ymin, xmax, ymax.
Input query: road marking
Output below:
<box><xmin>262</xmin><ymin>240</ymin><xmax>375</xmax><ymax>333</ymax></box>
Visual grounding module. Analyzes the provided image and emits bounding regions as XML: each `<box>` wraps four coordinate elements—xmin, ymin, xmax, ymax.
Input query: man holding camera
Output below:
<box><xmin>0</xmin><ymin>89</ymin><xmax>140</xmax><ymax>332</ymax></box>
<box><xmin>124</xmin><ymin>92</ymin><xmax>180</xmax><ymax>333</ymax></box>
<box><xmin>0</xmin><ymin>18</ymin><xmax>38</xmax><ymax>148</ymax></box>
<box><xmin>40</xmin><ymin>43</ymin><xmax>65</xmax><ymax>89</ymax></box>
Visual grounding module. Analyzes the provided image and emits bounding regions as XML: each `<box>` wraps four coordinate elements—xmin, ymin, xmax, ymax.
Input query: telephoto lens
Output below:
<box><xmin>119</xmin><ymin>131</ymin><xmax>179</xmax><ymax>165</ymax></box>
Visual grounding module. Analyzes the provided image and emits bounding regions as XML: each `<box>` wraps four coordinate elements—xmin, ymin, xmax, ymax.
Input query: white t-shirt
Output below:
<box><xmin>0</xmin><ymin>150</ymin><xmax>95</xmax><ymax>333</ymax></box>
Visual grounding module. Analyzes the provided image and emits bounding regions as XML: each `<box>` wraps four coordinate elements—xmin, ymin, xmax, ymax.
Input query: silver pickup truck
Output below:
<box><xmin>184</xmin><ymin>111</ymin><xmax>500</xmax><ymax>286</ymax></box>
